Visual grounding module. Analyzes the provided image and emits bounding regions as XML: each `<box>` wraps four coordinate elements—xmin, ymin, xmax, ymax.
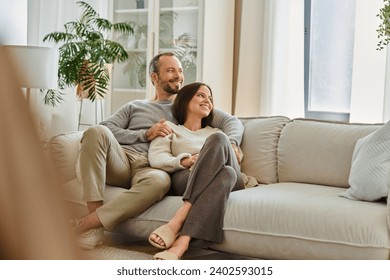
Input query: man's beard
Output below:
<box><xmin>161</xmin><ymin>79</ymin><xmax>182</xmax><ymax>95</ymax></box>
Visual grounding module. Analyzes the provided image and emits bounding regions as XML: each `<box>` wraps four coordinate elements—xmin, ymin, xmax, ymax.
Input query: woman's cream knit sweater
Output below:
<box><xmin>148</xmin><ymin>121</ymin><xmax>221</xmax><ymax>173</ymax></box>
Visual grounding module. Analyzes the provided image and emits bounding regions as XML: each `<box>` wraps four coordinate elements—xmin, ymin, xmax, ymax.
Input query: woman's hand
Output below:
<box><xmin>231</xmin><ymin>143</ymin><xmax>242</xmax><ymax>164</ymax></box>
<box><xmin>181</xmin><ymin>153</ymin><xmax>199</xmax><ymax>168</ymax></box>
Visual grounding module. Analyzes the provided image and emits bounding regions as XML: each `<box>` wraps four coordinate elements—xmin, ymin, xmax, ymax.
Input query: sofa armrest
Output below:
<box><xmin>387</xmin><ymin>197</ymin><xmax>390</xmax><ymax>234</ymax></box>
<box><xmin>48</xmin><ymin>131</ymin><xmax>83</xmax><ymax>185</ymax></box>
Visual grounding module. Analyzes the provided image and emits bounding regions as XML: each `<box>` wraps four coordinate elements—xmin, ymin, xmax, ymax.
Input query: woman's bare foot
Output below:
<box><xmin>168</xmin><ymin>236</ymin><xmax>191</xmax><ymax>259</ymax></box>
<box><xmin>154</xmin><ymin>235</ymin><xmax>191</xmax><ymax>260</ymax></box>
<box><xmin>149</xmin><ymin>202</ymin><xmax>192</xmax><ymax>248</ymax></box>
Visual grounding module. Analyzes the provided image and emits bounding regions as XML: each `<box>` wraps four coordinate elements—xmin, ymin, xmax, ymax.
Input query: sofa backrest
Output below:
<box><xmin>240</xmin><ymin>116</ymin><xmax>290</xmax><ymax>184</ymax></box>
<box><xmin>277</xmin><ymin>119</ymin><xmax>382</xmax><ymax>188</ymax></box>
<box><xmin>48</xmin><ymin>117</ymin><xmax>382</xmax><ymax>190</ymax></box>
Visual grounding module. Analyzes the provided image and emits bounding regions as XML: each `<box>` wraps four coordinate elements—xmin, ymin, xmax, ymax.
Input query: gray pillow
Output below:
<box><xmin>340</xmin><ymin>121</ymin><xmax>390</xmax><ymax>201</ymax></box>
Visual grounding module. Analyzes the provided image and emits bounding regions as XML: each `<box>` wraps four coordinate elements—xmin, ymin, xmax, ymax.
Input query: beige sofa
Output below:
<box><xmin>48</xmin><ymin>116</ymin><xmax>390</xmax><ymax>259</ymax></box>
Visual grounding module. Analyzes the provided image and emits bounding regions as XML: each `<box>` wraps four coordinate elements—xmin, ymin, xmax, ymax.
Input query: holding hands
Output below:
<box><xmin>180</xmin><ymin>153</ymin><xmax>198</xmax><ymax>169</ymax></box>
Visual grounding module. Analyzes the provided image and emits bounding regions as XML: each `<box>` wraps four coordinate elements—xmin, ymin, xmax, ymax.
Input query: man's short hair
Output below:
<box><xmin>148</xmin><ymin>52</ymin><xmax>176</xmax><ymax>75</ymax></box>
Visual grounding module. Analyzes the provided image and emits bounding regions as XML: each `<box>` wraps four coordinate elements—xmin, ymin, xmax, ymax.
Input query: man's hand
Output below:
<box><xmin>231</xmin><ymin>143</ymin><xmax>243</xmax><ymax>165</ymax></box>
<box><xmin>146</xmin><ymin>119</ymin><xmax>173</xmax><ymax>141</ymax></box>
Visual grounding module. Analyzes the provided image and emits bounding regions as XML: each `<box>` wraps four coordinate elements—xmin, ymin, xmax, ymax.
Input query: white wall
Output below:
<box><xmin>234</xmin><ymin>0</ymin><xmax>264</xmax><ymax>116</ymax></box>
<box><xmin>234</xmin><ymin>0</ymin><xmax>304</xmax><ymax>118</ymax></box>
<box><xmin>202</xmin><ymin>0</ymin><xmax>235</xmax><ymax>113</ymax></box>
<box><xmin>350</xmin><ymin>0</ymin><xmax>387</xmax><ymax>123</ymax></box>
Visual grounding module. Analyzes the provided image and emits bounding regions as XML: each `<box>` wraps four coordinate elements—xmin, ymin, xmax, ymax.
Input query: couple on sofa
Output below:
<box><xmin>73</xmin><ymin>52</ymin><xmax>246</xmax><ymax>260</ymax></box>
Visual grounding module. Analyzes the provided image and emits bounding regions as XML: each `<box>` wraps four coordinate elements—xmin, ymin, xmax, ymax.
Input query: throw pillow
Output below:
<box><xmin>339</xmin><ymin>121</ymin><xmax>390</xmax><ymax>201</ymax></box>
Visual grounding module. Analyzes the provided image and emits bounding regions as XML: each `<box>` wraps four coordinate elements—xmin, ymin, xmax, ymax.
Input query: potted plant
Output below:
<box><xmin>377</xmin><ymin>0</ymin><xmax>390</xmax><ymax>50</ymax></box>
<box><xmin>42</xmin><ymin>1</ymin><xmax>133</xmax><ymax>106</ymax></box>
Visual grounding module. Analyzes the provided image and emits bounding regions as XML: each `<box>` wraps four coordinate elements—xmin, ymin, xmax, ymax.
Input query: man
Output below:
<box><xmin>75</xmin><ymin>52</ymin><xmax>244</xmax><ymax>249</ymax></box>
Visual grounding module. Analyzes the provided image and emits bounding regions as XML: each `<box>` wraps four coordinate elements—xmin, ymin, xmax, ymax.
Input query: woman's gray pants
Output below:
<box><xmin>171</xmin><ymin>132</ymin><xmax>244</xmax><ymax>243</ymax></box>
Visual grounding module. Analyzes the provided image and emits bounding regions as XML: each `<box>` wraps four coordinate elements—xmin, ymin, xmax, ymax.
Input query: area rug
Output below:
<box><xmin>81</xmin><ymin>245</ymin><xmax>152</xmax><ymax>260</ymax></box>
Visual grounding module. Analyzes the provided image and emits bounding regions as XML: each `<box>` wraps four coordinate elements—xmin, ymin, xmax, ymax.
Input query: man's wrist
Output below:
<box><xmin>145</xmin><ymin>129</ymin><xmax>152</xmax><ymax>141</ymax></box>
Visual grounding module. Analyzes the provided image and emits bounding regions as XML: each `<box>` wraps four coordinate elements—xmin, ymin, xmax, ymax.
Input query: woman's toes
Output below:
<box><xmin>151</xmin><ymin>234</ymin><xmax>165</xmax><ymax>247</ymax></box>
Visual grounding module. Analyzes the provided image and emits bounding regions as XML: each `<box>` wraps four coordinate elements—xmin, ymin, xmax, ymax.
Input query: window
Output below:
<box><xmin>304</xmin><ymin>0</ymin><xmax>357</xmax><ymax>121</ymax></box>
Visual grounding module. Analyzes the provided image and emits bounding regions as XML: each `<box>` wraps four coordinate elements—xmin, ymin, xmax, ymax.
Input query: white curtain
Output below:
<box><xmin>27</xmin><ymin>0</ymin><xmax>109</xmax><ymax>139</ymax></box>
<box><xmin>350</xmin><ymin>0</ymin><xmax>387</xmax><ymax>123</ymax></box>
<box><xmin>234</xmin><ymin>0</ymin><xmax>304</xmax><ymax>118</ymax></box>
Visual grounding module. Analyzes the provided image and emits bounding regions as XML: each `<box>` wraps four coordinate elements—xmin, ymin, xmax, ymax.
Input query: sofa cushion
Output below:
<box><xmin>278</xmin><ymin>119</ymin><xmax>381</xmax><ymax>188</ymax></box>
<box><xmin>210</xmin><ymin>183</ymin><xmax>390</xmax><ymax>259</ymax></box>
<box><xmin>340</xmin><ymin>121</ymin><xmax>390</xmax><ymax>201</ymax></box>
<box><xmin>240</xmin><ymin>116</ymin><xmax>290</xmax><ymax>184</ymax></box>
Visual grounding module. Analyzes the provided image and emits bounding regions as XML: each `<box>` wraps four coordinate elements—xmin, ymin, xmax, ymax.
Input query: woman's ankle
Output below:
<box><xmin>168</xmin><ymin>235</ymin><xmax>191</xmax><ymax>258</ymax></box>
<box><xmin>166</xmin><ymin>219</ymin><xmax>182</xmax><ymax>235</ymax></box>
<box><xmin>168</xmin><ymin>202</ymin><xmax>192</xmax><ymax>233</ymax></box>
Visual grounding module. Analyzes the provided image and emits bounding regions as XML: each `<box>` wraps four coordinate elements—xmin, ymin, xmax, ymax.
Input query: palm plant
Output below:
<box><xmin>42</xmin><ymin>1</ymin><xmax>133</xmax><ymax>106</ymax></box>
<box><xmin>377</xmin><ymin>0</ymin><xmax>390</xmax><ymax>50</ymax></box>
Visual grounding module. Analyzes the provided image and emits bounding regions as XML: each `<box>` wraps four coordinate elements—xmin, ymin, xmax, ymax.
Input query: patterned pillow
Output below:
<box><xmin>340</xmin><ymin>121</ymin><xmax>390</xmax><ymax>201</ymax></box>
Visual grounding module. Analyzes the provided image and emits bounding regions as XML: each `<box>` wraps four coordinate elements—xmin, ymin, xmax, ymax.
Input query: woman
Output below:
<box><xmin>148</xmin><ymin>82</ymin><xmax>245</xmax><ymax>260</ymax></box>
